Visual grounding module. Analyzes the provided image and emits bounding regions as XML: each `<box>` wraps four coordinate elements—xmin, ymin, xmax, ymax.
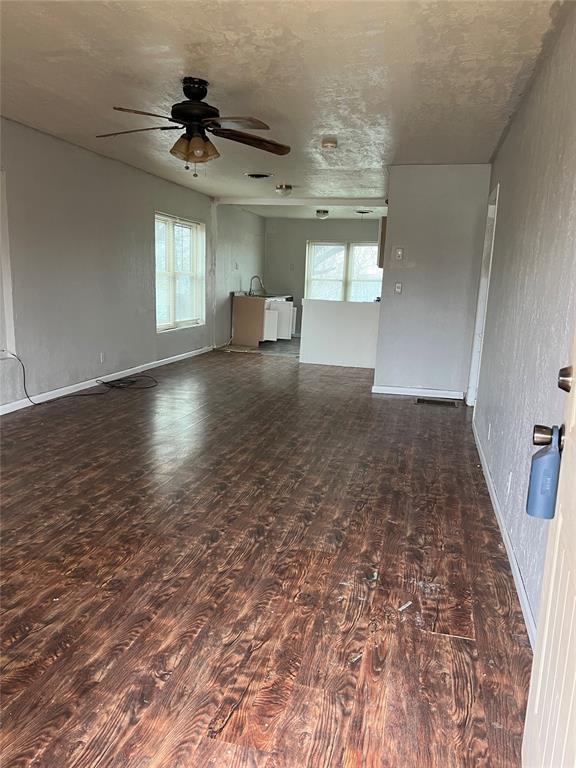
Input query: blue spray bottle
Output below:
<box><xmin>526</xmin><ymin>425</ymin><xmax>562</xmax><ymax>520</ymax></box>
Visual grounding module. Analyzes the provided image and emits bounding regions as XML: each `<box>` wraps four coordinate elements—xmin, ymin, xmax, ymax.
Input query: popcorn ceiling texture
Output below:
<box><xmin>0</xmin><ymin>1</ymin><xmax>557</xmax><ymax>198</ymax></box>
<box><xmin>474</xmin><ymin>4</ymin><xmax>576</xmax><ymax>625</ymax></box>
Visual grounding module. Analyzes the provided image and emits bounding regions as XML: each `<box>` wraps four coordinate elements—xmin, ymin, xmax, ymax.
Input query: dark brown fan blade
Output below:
<box><xmin>208</xmin><ymin>128</ymin><xmax>290</xmax><ymax>155</ymax></box>
<box><xmin>96</xmin><ymin>126</ymin><xmax>181</xmax><ymax>138</ymax></box>
<box><xmin>113</xmin><ymin>106</ymin><xmax>173</xmax><ymax>120</ymax></box>
<box><xmin>203</xmin><ymin>116</ymin><xmax>270</xmax><ymax>130</ymax></box>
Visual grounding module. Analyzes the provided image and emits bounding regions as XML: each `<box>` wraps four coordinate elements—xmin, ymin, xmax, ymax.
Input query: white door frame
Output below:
<box><xmin>466</xmin><ymin>184</ymin><xmax>499</xmax><ymax>406</ymax></box>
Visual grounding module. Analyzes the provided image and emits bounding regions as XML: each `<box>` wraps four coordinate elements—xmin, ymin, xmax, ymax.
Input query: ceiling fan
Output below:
<box><xmin>97</xmin><ymin>77</ymin><xmax>291</xmax><ymax>171</ymax></box>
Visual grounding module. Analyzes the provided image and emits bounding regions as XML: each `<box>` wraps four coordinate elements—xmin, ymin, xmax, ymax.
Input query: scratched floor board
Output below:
<box><xmin>0</xmin><ymin>352</ymin><xmax>531</xmax><ymax>767</ymax></box>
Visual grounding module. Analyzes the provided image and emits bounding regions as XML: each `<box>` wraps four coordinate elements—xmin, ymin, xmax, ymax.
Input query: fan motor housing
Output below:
<box><xmin>171</xmin><ymin>100</ymin><xmax>220</xmax><ymax>125</ymax></box>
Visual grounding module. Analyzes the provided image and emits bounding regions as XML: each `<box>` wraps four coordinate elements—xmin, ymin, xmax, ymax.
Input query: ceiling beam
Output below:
<box><xmin>214</xmin><ymin>197</ymin><xmax>388</xmax><ymax>207</ymax></box>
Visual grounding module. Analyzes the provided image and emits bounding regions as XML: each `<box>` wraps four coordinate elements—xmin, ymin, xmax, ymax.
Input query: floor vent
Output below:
<box><xmin>415</xmin><ymin>397</ymin><xmax>458</xmax><ymax>407</ymax></box>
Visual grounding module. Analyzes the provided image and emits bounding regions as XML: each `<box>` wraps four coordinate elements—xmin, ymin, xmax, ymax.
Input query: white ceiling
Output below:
<box><xmin>0</xmin><ymin>1</ymin><xmax>557</xmax><ymax>201</ymax></box>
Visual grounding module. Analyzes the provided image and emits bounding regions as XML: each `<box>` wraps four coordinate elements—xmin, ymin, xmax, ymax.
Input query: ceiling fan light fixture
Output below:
<box><xmin>275</xmin><ymin>183</ymin><xmax>293</xmax><ymax>197</ymax></box>
<box><xmin>203</xmin><ymin>138</ymin><xmax>220</xmax><ymax>160</ymax></box>
<box><xmin>99</xmin><ymin>78</ymin><xmax>291</xmax><ymax>166</ymax></box>
<box><xmin>189</xmin><ymin>135</ymin><xmax>207</xmax><ymax>159</ymax></box>
<box><xmin>170</xmin><ymin>135</ymin><xmax>190</xmax><ymax>161</ymax></box>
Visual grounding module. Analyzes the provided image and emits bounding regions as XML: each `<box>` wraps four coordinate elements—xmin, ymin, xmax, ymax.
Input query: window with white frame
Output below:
<box><xmin>155</xmin><ymin>213</ymin><xmax>206</xmax><ymax>331</ymax></box>
<box><xmin>305</xmin><ymin>241</ymin><xmax>382</xmax><ymax>302</ymax></box>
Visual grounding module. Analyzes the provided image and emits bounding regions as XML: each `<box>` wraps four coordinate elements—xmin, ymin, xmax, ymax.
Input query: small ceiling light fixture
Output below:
<box><xmin>355</xmin><ymin>209</ymin><xmax>374</xmax><ymax>216</ymax></box>
<box><xmin>244</xmin><ymin>172</ymin><xmax>274</xmax><ymax>179</ymax></box>
<box><xmin>275</xmin><ymin>183</ymin><xmax>293</xmax><ymax>197</ymax></box>
<box><xmin>321</xmin><ymin>136</ymin><xmax>338</xmax><ymax>150</ymax></box>
<box><xmin>316</xmin><ymin>209</ymin><xmax>329</xmax><ymax>219</ymax></box>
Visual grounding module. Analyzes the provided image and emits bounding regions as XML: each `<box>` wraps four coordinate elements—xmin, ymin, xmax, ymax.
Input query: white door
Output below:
<box><xmin>522</xmin><ymin>332</ymin><xmax>576</xmax><ymax>767</ymax></box>
<box><xmin>466</xmin><ymin>184</ymin><xmax>499</xmax><ymax>406</ymax></box>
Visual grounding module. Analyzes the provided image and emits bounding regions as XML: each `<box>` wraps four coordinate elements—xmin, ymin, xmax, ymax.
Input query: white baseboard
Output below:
<box><xmin>371</xmin><ymin>385</ymin><xmax>465</xmax><ymax>399</ymax></box>
<box><xmin>472</xmin><ymin>419</ymin><xmax>536</xmax><ymax>648</ymax></box>
<box><xmin>0</xmin><ymin>345</ymin><xmax>213</xmax><ymax>416</ymax></box>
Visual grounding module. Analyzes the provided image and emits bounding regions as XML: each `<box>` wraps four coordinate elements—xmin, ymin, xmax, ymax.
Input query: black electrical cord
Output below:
<box><xmin>95</xmin><ymin>374</ymin><xmax>158</xmax><ymax>391</ymax></box>
<box><xmin>0</xmin><ymin>349</ymin><xmax>36</xmax><ymax>405</ymax></box>
<box><xmin>0</xmin><ymin>349</ymin><xmax>158</xmax><ymax>407</ymax></box>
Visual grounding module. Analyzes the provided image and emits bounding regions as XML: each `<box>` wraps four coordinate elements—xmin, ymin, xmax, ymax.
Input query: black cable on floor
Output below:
<box><xmin>0</xmin><ymin>349</ymin><xmax>158</xmax><ymax>407</ymax></box>
<box><xmin>0</xmin><ymin>349</ymin><xmax>37</xmax><ymax>405</ymax></box>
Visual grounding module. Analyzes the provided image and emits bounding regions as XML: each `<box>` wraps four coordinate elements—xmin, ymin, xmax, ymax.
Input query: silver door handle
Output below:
<box><xmin>533</xmin><ymin>425</ymin><xmax>553</xmax><ymax>445</ymax></box>
<box><xmin>558</xmin><ymin>365</ymin><xmax>573</xmax><ymax>393</ymax></box>
<box><xmin>533</xmin><ymin>424</ymin><xmax>565</xmax><ymax>450</ymax></box>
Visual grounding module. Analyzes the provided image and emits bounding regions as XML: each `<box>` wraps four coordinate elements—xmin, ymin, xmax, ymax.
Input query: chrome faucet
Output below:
<box><xmin>249</xmin><ymin>275</ymin><xmax>266</xmax><ymax>296</ymax></box>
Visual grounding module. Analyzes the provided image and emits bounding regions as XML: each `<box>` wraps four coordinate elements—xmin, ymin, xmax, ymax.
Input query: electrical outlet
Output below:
<box><xmin>394</xmin><ymin>282</ymin><xmax>402</xmax><ymax>294</ymax></box>
<box><xmin>394</xmin><ymin>247</ymin><xmax>404</xmax><ymax>261</ymax></box>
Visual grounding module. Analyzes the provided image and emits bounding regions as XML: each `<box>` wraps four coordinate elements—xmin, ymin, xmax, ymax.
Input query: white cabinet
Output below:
<box><xmin>267</xmin><ymin>299</ymin><xmax>293</xmax><ymax>340</ymax></box>
<box><xmin>261</xmin><ymin>309</ymin><xmax>278</xmax><ymax>341</ymax></box>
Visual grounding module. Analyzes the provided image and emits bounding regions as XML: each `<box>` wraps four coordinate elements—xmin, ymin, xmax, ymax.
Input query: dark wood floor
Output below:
<box><xmin>0</xmin><ymin>351</ymin><xmax>531</xmax><ymax>767</ymax></box>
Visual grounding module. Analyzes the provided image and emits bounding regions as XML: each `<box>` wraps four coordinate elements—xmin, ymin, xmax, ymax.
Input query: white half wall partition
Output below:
<box><xmin>300</xmin><ymin>299</ymin><xmax>379</xmax><ymax>368</ymax></box>
<box><xmin>372</xmin><ymin>164</ymin><xmax>490</xmax><ymax>399</ymax></box>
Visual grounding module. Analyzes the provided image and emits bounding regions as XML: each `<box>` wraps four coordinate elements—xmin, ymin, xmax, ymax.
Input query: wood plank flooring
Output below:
<box><xmin>0</xmin><ymin>351</ymin><xmax>532</xmax><ymax>767</ymax></box>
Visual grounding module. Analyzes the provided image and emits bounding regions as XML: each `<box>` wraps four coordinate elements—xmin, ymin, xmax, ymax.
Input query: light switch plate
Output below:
<box><xmin>394</xmin><ymin>247</ymin><xmax>404</xmax><ymax>261</ymax></box>
<box><xmin>395</xmin><ymin>282</ymin><xmax>403</xmax><ymax>294</ymax></box>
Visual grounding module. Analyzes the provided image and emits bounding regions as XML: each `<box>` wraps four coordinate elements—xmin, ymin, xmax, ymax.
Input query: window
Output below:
<box><xmin>155</xmin><ymin>213</ymin><xmax>206</xmax><ymax>331</ymax></box>
<box><xmin>305</xmin><ymin>241</ymin><xmax>382</xmax><ymax>302</ymax></box>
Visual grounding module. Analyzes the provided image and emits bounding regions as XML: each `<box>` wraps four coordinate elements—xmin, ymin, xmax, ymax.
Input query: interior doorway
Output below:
<box><xmin>466</xmin><ymin>184</ymin><xmax>499</xmax><ymax>406</ymax></box>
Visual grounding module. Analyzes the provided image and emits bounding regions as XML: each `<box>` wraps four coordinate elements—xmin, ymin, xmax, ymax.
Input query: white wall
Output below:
<box><xmin>300</xmin><ymin>299</ymin><xmax>380</xmax><ymax>368</ymax></box>
<box><xmin>474</xmin><ymin>6</ymin><xmax>576</xmax><ymax>629</ymax></box>
<box><xmin>373</xmin><ymin>164</ymin><xmax>490</xmax><ymax>396</ymax></box>
<box><xmin>214</xmin><ymin>205</ymin><xmax>265</xmax><ymax>347</ymax></box>
<box><xmin>0</xmin><ymin>118</ymin><xmax>214</xmax><ymax>406</ymax></box>
<box><xmin>264</xmin><ymin>218</ymin><xmax>380</xmax><ymax>331</ymax></box>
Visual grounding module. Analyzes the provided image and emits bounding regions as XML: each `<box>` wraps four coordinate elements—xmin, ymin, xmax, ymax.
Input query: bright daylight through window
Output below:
<box><xmin>305</xmin><ymin>242</ymin><xmax>382</xmax><ymax>302</ymax></box>
<box><xmin>155</xmin><ymin>213</ymin><xmax>206</xmax><ymax>332</ymax></box>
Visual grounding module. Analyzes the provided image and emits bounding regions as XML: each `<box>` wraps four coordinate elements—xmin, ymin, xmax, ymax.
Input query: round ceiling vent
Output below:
<box><xmin>244</xmin><ymin>172</ymin><xmax>274</xmax><ymax>179</ymax></box>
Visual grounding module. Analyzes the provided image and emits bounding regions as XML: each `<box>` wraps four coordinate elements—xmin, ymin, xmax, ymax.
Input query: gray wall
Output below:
<box><xmin>373</xmin><ymin>164</ymin><xmax>490</xmax><ymax>394</ymax></box>
<box><xmin>214</xmin><ymin>205</ymin><xmax>265</xmax><ymax>347</ymax></box>
<box><xmin>264</xmin><ymin>217</ymin><xmax>380</xmax><ymax>331</ymax></box>
<box><xmin>474</xmin><ymin>6</ymin><xmax>576</xmax><ymax>625</ymax></box>
<box><xmin>0</xmin><ymin>118</ymin><xmax>214</xmax><ymax>405</ymax></box>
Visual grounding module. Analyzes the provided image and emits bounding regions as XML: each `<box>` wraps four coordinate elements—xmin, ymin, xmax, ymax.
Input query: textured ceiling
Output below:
<box><xmin>241</xmin><ymin>205</ymin><xmax>387</xmax><ymax>220</ymax></box>
<box><xmin>0</xmin><ymin>0</ymin><xmax>558</xmax><ymax>200</ymax></box>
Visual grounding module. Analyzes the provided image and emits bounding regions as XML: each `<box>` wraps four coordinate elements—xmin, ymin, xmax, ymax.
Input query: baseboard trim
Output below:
<box><xmin>472</xmin><ymin>419</ymin><xmax>536</xmax><ymax>648</ymax></box>
<box><xmin>0</xmin><ymin>345</ymin><xmax>213</xmax><ymax>416</ymax></box>
<box><xmin>371</xmin><ymin>385</ymin><xmax>465</xmax><ymax>399</ymax></box>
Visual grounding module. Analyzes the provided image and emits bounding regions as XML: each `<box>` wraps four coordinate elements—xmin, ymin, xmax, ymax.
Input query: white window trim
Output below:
<box><xmin>155</xmin><ymin>212</ymin><xmax>206</xmax><ymax>333</ymax></box>
<box><xmin>305</xmin><ymin>240</ymin><xmax>381</xmax><ymax>302</ymax></box>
